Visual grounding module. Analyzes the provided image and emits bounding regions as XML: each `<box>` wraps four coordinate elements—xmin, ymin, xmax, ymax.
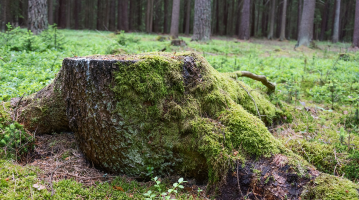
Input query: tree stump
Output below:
<box><xmin>10</xmin><ymin>52</ymin><xmax>359</xmax><ymax>199</ymax></box>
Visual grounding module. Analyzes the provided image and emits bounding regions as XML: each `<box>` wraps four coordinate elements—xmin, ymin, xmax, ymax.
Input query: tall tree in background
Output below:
<box><xmin>118</xmin><ymin>0</ymin><xmax>129</xmax><ymax>31</ymax></box>
<box><xmin>58</xmin><ymin>0</ymin><xmax>66</xmax><ymax>28</ymax></box>
<box><xmin>48</xmin><ymin>0</ymin><xmax>53</xmax><ymax>25</ymax></box>
<box><xmin>146</xmin><ymin>0</ymin><xmax>154</xmax><ymax>33</ymax></box>
<box><xmin>109</xmin><ymin>0</ymin><xmax>115</xmax><ymax>31</ymax></box>
<box><xmin>28</xmin><ymin>0</ymin><xmax>48</xmax><ymax>35</ymax></box>
<box><xmin>296</xmin><ymin>0</ymin><xmax>315</xmax><ymax>47</ymax></box>
<box><xmin>320</xmin><ymin>0</ymin><xmax>329</xmax><ymax>41</ymax></box>
<box><xmin>239</xmin><ymin>0</ymin><xmax>250</xmax><ymax>40</ymax></box>
<box><xmin>332</xmin><ymin>0</ymin><xmax>341</xmax><ymax>43</ymax></box>
<box><xmin>354</xmin><ymin>0</ymin><xmax>359</xmax><ymax>47</ymax></box>
<box><xmin>279</xmin><ymin>0</ymin><xmax>287</xmax><ymax>41</ymax></box>
<box><xmin>1</xmin><ymin>0</ymin><xmax>7</xmax><ymax>31</ymax></box>
<box><xmin>185</xmin><ymin>0</ymin><xmax>191</xmax><ymax>35</ymax></box>
<box><xmin>267</xmin><ymin>0</ymin><xmax>276</xmax><ymax>39</ymax></box>
<box><xmin>170</xmin><ymin>0</ymin><xmax>180</xmax><ymax>38</ymax></box>
<box><xmin>163</xmin><ymin>0</ymin><xmax>169</xmax><ymax>33</ymax></box>
<box><xmin>297</xmin><ymin>0</ymin><xmax>302</xmax><ymax>39</ymax></box>
<box><xmin>192</xmin><ymin>0</ymin><xmax>211</xmax><ymax>41</ymax></box>
<box><xmin>74</xmin><ymin>0</ymin><xmax>81</xmax><ymax>29</ymax></box>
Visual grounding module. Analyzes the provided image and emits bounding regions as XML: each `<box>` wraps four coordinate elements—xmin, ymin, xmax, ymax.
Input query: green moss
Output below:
<box><xmin>301</xmin><ymin>174</ymin><xmax>359</xmax><ymax>200</ymax></box>
<box><xmin>111</xmin><ymin>52</ymin><xmax>284</xmax><ymax>182</ymax></box>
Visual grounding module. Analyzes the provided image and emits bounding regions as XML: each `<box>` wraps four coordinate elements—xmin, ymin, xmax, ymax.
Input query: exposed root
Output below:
<box><xmin>230</xmin><ymin>71</ymin><xmax>276</xmax><ymax>94</ymax></box>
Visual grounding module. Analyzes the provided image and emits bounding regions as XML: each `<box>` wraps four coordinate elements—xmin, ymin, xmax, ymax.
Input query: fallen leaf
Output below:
<box><xmin>65</xmin><ymin>157</ymin><xmax>69</xmax><ymax>160</ymax></box>
<box><xmin>233</xmin><ymin>151</ymin><xmax>238</xmax><ymax>156</ymax></box>
<box><xmin>346</xmin><ymin>190</ymin><xmax>349</xmax><ymax>193</ymax></box>
<box><xmin>113</xmin><ymin>186</ymin><xmax>124</xmax><ymax>192</ymax></box>
<box><xmin>5</xmin><ymin>178</ymin><xmax>9</xmax><ymax>181</ymax></box>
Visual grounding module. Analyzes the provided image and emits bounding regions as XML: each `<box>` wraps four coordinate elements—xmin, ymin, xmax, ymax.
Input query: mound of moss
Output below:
<box><xmin>111</xmin><ymin>52</ymin><xmax>286</xmax><ymax>181</ymax></box>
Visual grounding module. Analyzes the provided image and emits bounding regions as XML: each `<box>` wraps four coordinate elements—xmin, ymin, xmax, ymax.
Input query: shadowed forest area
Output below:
<box><xmin>1</xmin><ymin>0</ymin><xmax>359</xmax><ymax>199</ymax></box>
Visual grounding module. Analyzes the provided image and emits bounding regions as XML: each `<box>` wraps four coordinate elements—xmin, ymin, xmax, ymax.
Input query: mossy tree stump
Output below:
<box><xmin>10</xmin><ymin>52</ymin><xmax>359</xmax><ymax>199</ymax></box>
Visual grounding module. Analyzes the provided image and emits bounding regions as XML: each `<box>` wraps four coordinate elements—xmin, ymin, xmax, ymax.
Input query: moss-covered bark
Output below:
<box><xmin>9</xmin><ymin>52</ymin><xmax>359</xmax><ymax>199</ymax></box>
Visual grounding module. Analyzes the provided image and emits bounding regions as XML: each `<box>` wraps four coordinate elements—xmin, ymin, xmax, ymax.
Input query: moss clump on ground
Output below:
<box><xmin>302</xmin><ymin>174</ymin><xmax>359</xmax><ymax>200</ymax></box>
<box><xmin>112</xmin><ymin>52</ymin><xmax>285</xmax><ymax>182</ymax></box>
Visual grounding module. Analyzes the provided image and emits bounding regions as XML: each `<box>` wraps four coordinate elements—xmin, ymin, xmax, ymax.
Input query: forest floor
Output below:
<box><xmin>0</xmin><ymin>29</ymin><xmax>359</xmax><ymax>199</ymax></box>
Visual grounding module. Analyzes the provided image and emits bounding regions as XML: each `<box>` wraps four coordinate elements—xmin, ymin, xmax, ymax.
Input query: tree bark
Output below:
<box><xmin>296</xmin><ymin>0</ymin><xmax>316</xmax><ymax>48</ymax></box>
<box><xmin>146</xmin><ymin>0</ymin><xmax>154</xmax><ymax>33</ymax></box>
<box><xmin>354</xmin><ymin>0</ymin><xmax>359</xmax><ymax>47</ymax></box>
<box><xmin>65</xmin><ymin>0</ymin><xmax>71</xmax><ymax>28</ymax></box>
<box><xmin>267</xmin><ymin>0</ymin><xmax>275</xmax><ymax>39</ymax></box>
<box><xmin>250</xmin><ymin>0</ymin><xmax>255</xmax><ymax>37</ymax></box>
<box><xmin>279</xmin><ymin>0</ymin><xmax>287</xmax><ymax>41</ymax></box>
<box><xmin>223</xmin><ymin>0</ymin><xmax>228</xmax><ymax>35</ymax></box>
<box><xmin>97</xmin><ymin>0</ymin><xmax>102</xmax><ymax>30</ymax></box>
<box><xmin>1</xmin><ymin>0</ymin><xmax>7</xmax><ymax>31</ymax></box>
<box><xmin>170</xmin><ymin>0</ymin><xmax>180</xmax><ymax>38</ymax></box>
<box><xmin>192</xmin><ymin>0</ymin><xmax>211</xmax><ymax>41</ymax></box>
<box><xmin>238</xmin><ymin>0</ymin><xmax>250</xmax><ymax>40</ymax></box>
<box><xmin>28</xmin><ymin>0</ymin><xmax>48</xmax><ymax>35</ymax></box>
<box><xmin>332</xmin><ymin>0</ymin><xmax>341</xmax><ymax>43</ymax></box>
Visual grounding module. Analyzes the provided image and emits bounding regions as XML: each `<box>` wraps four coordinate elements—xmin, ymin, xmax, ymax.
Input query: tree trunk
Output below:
<box><xmin>11</xmin><ymin>53</ymin><xmax>359</xmax><ymax>200</ymax></box>
<box><xmin>296</xmin><ymin>0</ymin><xmax>316</xmax><ymax>48</ymax></box>
<box><xmin>332</xmin><ymin>0</ymin><xmax>341</xmax><ymax>43</ymax></box>
<box><xmin>1</xmin><ymin>0</ymin><xmax>7</xmax><ymax>31</ymax></box>
<box><xmin>250</xmin><ymin>0</ymin><xmax>255</xmax><ymax>37</ymax></box>
<box><xmin>66</xmin><ymin>0</ymin><xmax>71</xmax><ymax>28</ymax></box>
<box><xmin>73</xmin><ymin>0</ymin><xmax>81</xmax><ymax>29</ymax></box>
<box><xmin>122</xmin><ymin>0</ymin><xmax>129</xmax><ymax>32</ymax></box>
<box><xmin>146</xmin><ymin>0</ymin><xmax>154</xmax><ymax>33</ymax></box>
<box><xmin>267</xmin><ymin>0</ymin><xmax>275</xmax><ymax>39</ymax></box>
<box><xmin>28</xmin><ymin>0</ymin><xmax>48</xmax><ymax>35</ymax></box>
<box><xmin>185</xmin><ymin>0</ymin><xmax>191</xmax><ymax>35</ymax></box>
<box><xmin>297</xmin><ymin>0</ymin><xmax>302</xmax><ymax>39</ymax></box>
<box><xmin>192</xmin><ymin>0</ymin><xmax>211</xmax><ymax>41</ymax></box>
<box><xmin>215</xmin><ymin>0</ymin><xmax>219</xmax><ymax>35</ymax></box>
<box><xmin>223</xmin><ymin>0</ymin><xmax>228</xmax><ymax>35</ymax></box>
<box><xmin>48</xmin><ymin>0</ymin><xmax>53</xmax><ymax>25</ymax></box>
<box><xmin>97</xmin><ymin>0</ymin><xmax>101</xmax><ymax>30</ymax></box>
<box><xmin>238</xmin><ymin>0</ymin><xmax>250</xmax><ymax>40</ymax></box>
<box><xmin>354</xmin><ymin>0</ymin><xmax>359</xmax><ymax>47</ymax></box>
<box><xmin>58</xmin><ymin>0</ymin><xmax>66</xmax><ymax>28</ymax></box>
<box><xmin>109</xmin><ymin>0</ymin><xmax>116</xmax><ymax>31</ymax></box>
<box><xmin>279</xmin><ymin>0</ymin><xmax>287</xmax><ymax>41</ymax></box>
<box><xmin>170</xmin><ymin>0</ymin><xmax>180</xmax><ymax>38</ymax></box>
<box><xmin>164</xmin><ymin>0</ymin><xmax>169</xmax><ymax>33</ymax></box>
<box><xmin>320</xmin><ymin>0</ymin><xmax>329</xmax><ymax>41</ymax></box>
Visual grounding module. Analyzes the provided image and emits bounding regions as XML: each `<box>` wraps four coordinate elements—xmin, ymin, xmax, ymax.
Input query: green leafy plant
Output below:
<box><xmin>143</xmin><ymin>177</ymin><xmax>187</xmax><ymax>200</ymax></box>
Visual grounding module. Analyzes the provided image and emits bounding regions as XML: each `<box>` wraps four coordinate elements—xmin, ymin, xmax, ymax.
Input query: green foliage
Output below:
<box><xmin>144</xmin><ymin>177</ymin><xmax>187</xmax><ymax>200</ymax></box>
<box><xmin>117</xmin><ymin>30</ymin><xmax>140</xmax><ymax>46</ymax></box>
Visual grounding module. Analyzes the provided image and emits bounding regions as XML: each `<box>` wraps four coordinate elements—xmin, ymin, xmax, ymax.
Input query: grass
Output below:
<box><xmin>0</xmin><ymin>27</ymin><xmax>359</xmax><ymax>198</ymax></box>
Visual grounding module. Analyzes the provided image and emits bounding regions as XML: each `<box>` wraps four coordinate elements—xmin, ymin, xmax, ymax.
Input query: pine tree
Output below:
<box><xmin>192</xmin><ymin>0</ymin><xmax>211</xmax><ymax>41</ymax></box>
<box><xmin>28</xmin><ymin>0</ymin><xmax>48</xmax><ymax>35</ymax></box>
<box><xmin>296</xmin><ymin>0</ymin><xmax>316</xmax><ymax>47</ymax></box>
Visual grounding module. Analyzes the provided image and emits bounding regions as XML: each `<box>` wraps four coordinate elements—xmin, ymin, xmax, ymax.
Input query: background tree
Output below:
<box><xmin>279</xmin><ymin>0</ymin><xmax>287</xmax><ymax>41</ymax></box>
<box><xmin>192</xmin><ymin>0</ymin><xmax>211</xmax><ymax>41</ymax></box>
<box><xmin>118</xmin><ymin>0</ymin><xmax>129</xmax><ymax>32</ymax></box>
<box><xmin>170</xmin><ymin>0</ymin><xmax>180</xmax><ymax>38</ymax></box>
<box><xmin>332</xmin><ymin>0</ymin><xmax>341</xmax><ymax>43</ymax></box>
<box><xmin>354</xmin><ymin>0</ymin><xmax>359</xmax><ymax>47</ymax></box>
<box><xmin>146</xmin><ymin>0</ymin><xmax>154</xmax><ymax>33</ymax></box>
<box><xmin>184</xmin><ymin>0</ymin><xmax>191</xmax><ymax>35</ymax></box>
<box><xmin>267</xmin><ymin>0</ymin><xmax>276</xmax><ymax>39</ymax></box>
<box><xmin>296</xmin><ymin>0</ymin><xmax>316</xmax><ymax>47</ymax></box>
<box><xmin>239</xmin><ymin>0</ymin><xmax>250</xmax><ymax>40</ymax></box>
<box><xmin>28</xmin><ymin>0</ymin><xmax>48</xmax><ymax>35</ymax></box>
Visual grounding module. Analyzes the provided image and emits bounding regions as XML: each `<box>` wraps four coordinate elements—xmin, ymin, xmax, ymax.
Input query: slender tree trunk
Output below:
<box><xmin>108</xmin><ymin>0</ymin><xmax>115</xmax><ymax>31</ymax></box>
<box><xmin>1</xmin><ymin>0</ymin><xmax>7</xmax><ymax>31</ymax></box>
<box><xmin>74</xmin><ymin>0</ymin><xmax>81</xmax><ymax>29</ymax></box>
<box><xmin>185</xmin><ymin>0</ymin><xmax>191</xmax><ymax>35</ymax></box>
<box><xmin>250</xmin><ymin>0</ymin><xmax>255</xmax><ymax>37</ymax></box>
<box><xmin>28</xmin><ymin>0</ymin><xmax>48</xmax><ymax>35</ymax></box>
<box><xmin>146</xmin><ymin>0</ymin><xmax>154</xmax><ymax>33</ymax></box>
<box><xmin>215</xmin><ymin>0</ymin><xmax>219</xmax><ymax>35</ymax></box>
<box><xmin>354</xmin><ymin>0</ymin><xmax>359</xmax><ymax>47</ymax></box>
<box><xmin>192</xmin><ymin>0</ymin><xmax>211</xmax><ymax>41</ymax></box>
<box><xmin>58</xmin><ymin>0</ymin><xmax>66</xmax><ymax>28</ymax></box>
<box><xmin>320</xmin><ymin>0</ymin><xmax>329</xmax><ymax>41</ymax></box>
<box><xmin>223</xmin><ymin>0</ymin><xmax>228</xmax><ymax>35</ymax></box>
<box><xmin>65</xmin><ymin>0</ymin><xmax>71</xmax><ymax>28</ymax></box>
<box><xmin>297</xmin><ymin>0</ymin><xmax>302</xmax><ymax>39</ymax></box>
<box><xmin>48</xmin><ymin>0</ymin><xmax>53</xmax><ymax>25</ymax></box>
<box><xmin>97</xmin><ymin>0</ymin><xmax>101</xmax><ymax>30</ymax></box>
<box><xmin>163</xmin><ymin>0</ymin><xmax>169</xmax><ymax>33</ymax></box>
<box><xmin>296</xmin><ymin>0</ymin><xmax>316</xmax><ymax>47</ymax></box>
<box><xmin>170</xmin><ymin>0</ymin><xmax>180</xmax><ymax>38</ymax></box>
<box><xmin>238</xmin><ymin>0</ymin><xmax>250</xmax><ymax>40</ymax></box>
<box><xmin>332</xmin><ymin>0</ymin><xmax>341</xmax><ymax>43</ymax></box>
<box><xmin>279</xmin><ymin>0</ymin><xmax>287</xmax><ymax>41</ymax></box>
<box><xmin>267</xmin><ymin>0</ymin><xmax>275</xmax><ymax>39</ymax></box>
